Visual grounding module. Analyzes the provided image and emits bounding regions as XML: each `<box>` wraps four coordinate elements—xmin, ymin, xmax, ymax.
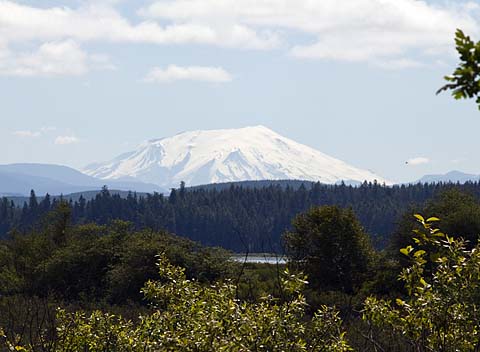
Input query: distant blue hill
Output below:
<box><xmin>5</xmin><ymin>164</ymin><xmax>478</xmax><ymax>198</ymax></box>
<box><xmin>416</xmin><ymin>170</ymin><xmax>480</xmax><ymax>184</ymax></box>
<box><xmin>0</xmin><ymin>163</ymin><xmax>163</xmax><ymax>196</ymax></box>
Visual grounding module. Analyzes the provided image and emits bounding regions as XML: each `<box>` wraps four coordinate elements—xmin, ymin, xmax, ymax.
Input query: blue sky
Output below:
<box><xmin>1</xmin><ymin>0</ymin><xmax>480</xmax><ymax>183</ymax></box>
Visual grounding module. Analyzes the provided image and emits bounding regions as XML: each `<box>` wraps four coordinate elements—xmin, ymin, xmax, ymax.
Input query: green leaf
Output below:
<box><xmin>454</xmin><ymin>90</ymin><xmax>465</xmax><ymax>99</ymax></box>
<box><xmin>414</xmin><ymin>214</ymin><xmax>425</xmax><ymax>222</ymax></box>
<box><xmin>414</xmin><ymin>250</ymin><xmax>426</xmax><ymax>258</ymax></box>
<box><xmin>400</xmin><ymin>246</ymin><xmax>413</xmax><ymax>256</ymax></box>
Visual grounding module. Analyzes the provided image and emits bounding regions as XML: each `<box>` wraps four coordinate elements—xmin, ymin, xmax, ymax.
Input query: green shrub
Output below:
<box><xmin>4</xmin><ymin>256</ymin><xmax>351</xmax><ymax>352</ymax></box>
<box><xmin>364</xmin><ymin>215</ymin><xmax>480</xmax><ymax>350</ymax></box>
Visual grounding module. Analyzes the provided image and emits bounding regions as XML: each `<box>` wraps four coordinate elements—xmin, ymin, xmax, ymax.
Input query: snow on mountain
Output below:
<box><xmin>83</xmin><ymin>126</ymin><xmax>390</xmax><ymax>188</ymax></box>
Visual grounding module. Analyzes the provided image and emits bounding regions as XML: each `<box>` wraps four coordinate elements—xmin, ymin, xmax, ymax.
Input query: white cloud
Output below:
<box><xmin>12</xmin><ymin>126</ymin><xmax>57</xmax><ymax>138</ymax></box>
<box><xmin>40</xmin><ymin>126</ymin><xmax>57</xmax><ymax>133</ymax></box>
<box><xmin>0</xmin><ymin>40</ymin><xmax>114</xmax><ymax>77</ymax></box>
<box><xmin>0</xmin><ymin>1</ymin><xmax>278</xmax><ymax>50</ymax></box>
<box><xmin>1</xmin><ymin>40</ymin><xmax>87</xmax><ymax>76</ymax></box>
<box><xmin>12</xmin><ymin>128</ymin><xmax>81</xmax><ymax>145</ymax></box>
<box><xmin>54</xmin><ymin>135</ymin><xmax>80</xmax><ymax>145</ymax></box>
<box><xmin>12</xmin><ymin>130</ymin><xmax>41</xmax><ymax>137</ymax></box>
<box><xmin>0</xmin><ymin>0</ymin><xmax>478</xmax><ymax>70</ymax></box>
<box><xmin>406</xmin><ymin>157</ymin><xmax>430</xmax><ymax>166</ymax></box>
<box><xmin>141</xmin><ymin>0</ymin><xmax>480</xmax><ymax>66</ymax></box>
<box><xmin>145</xmin><ymin>65</ymin><xmax>233</xmax><ymax>83</ymax></box>
<box><xmin>451</xmin><ymin>157</ymin><xmax>467</xmax><ymax>164</ymax></box>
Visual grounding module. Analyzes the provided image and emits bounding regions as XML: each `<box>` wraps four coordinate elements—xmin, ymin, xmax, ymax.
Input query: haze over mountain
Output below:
<box><xmin>0</xmin><ymin>163</ymin><xmax>161</xmax><ymax>196</ymax></box>
<box><xmin>416</xmin><ymin>170</ymin><xmax>480</xmax><ymax>184</ymax></box>
<box><xmin>83</xmin><ymin>126</ymin><xmax>390</xmax><ymax>188</ymax></box>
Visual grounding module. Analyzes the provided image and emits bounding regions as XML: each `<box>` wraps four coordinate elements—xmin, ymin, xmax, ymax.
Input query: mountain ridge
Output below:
<box><xmin>416</xmin><ymin>170</ymin><xmax>480</xmax><ymax>184</ymax></box>
<box><xmin>0</xmin><ymin>163</ymin><xmax>162</xmax><ymax>196</ymax></box>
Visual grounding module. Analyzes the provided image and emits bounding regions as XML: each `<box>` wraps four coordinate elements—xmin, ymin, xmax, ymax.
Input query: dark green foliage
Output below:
<box><xmin>388</xmin><ymin>189</ymin><xmax>480</xmax><ymax>267</ymax></box>
<box><xmin>0</xmin><ymin>204</ymin><xmax>234</xmax><ymax>305</ymax></box>
<box><xmin>284</xmin><ymin>206</ymin><xmax>374</xmax><ymax>293</ymax></box>
<box><xmin>2</xmin><ymin>192</ymin><xmax>480</xmax><ymax>350</ymax></box>
<box><xmin>235</xmin><ymin>262</ymin><xmax>287</xmax><ymax>302</ymax></box>
<box><xmin>437</xmin><ymin>29</ymin><xmax>480</xmax><ymax>109</ymax></box>
<box><xmin>0</xmin><ymin>295</ymin><xmax>58</xmax><ymax>351</ymax></box>
<box><xmin>106</xmin><ymin>225</ymin><xmax>234</xmax><ymax>303</ymax></box>
<box><xmin>3</xmin><ymin>182</ymin><xmax>480</xmax><ymax>252</ymax></box>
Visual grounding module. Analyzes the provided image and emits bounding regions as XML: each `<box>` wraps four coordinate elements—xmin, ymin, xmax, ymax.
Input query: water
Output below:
<box><xmin>231</xmin><ymin>254</ymin><xmax>287</xmax><ymax>264</ymax></box>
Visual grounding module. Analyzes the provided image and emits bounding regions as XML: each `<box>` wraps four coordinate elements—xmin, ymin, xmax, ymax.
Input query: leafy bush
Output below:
<box><xmin>0</xmin><ymin>217</ymin><xmax>234</xmax><ymax>304</ymax></box>
<box><xmin>4</xmin><ymin>256</ymin><xmax>351</xmax><ymax>352</ymax></box>
<box><xmin>363</xmin><ymin>214</ymin><xmax>480</xmax><ymax>350</ymax></box>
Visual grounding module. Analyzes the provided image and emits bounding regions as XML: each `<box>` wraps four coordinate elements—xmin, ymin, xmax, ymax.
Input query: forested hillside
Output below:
<box><xmin>2</xmin><ymin>181</ymin><xmax>480</xmax><ymax>251</ymax></box>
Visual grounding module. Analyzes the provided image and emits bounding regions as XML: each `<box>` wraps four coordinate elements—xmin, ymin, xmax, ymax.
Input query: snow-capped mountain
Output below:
<box><xmin>83</xmin><ymin>126</ymin><xmax>390</xmax><ymax>188</ymax></box>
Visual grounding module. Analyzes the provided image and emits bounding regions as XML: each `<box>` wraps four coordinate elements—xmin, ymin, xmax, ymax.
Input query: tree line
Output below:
<box><xmin>3</xmin><ymin>181</ymin><xmax>480</xmax><ymax>251</ymax></box>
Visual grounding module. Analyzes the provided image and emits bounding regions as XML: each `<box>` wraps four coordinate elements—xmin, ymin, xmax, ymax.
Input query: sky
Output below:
<box><xmin>1</xmin><ymin>0</ymin><xmax>480</xmax><ymax>183</ymax></box>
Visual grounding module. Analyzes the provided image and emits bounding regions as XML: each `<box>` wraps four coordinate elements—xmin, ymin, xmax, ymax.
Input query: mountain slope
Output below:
<box><xmin>84</xmin><ymin>126</ymin><xmax>390</xmax><ymax>188</ymax></box>
<box><xmin>0</xmin><ymin>163</ymin><xmax>162</xmax><ymax>196</ymax></box>
<box><xmin>0</xmin><ymin>163</ymin><xmax>102</xmax><ymax>187</ymax></box>
<box><xmin>0</xmin><ymin>171</ymin><xmax>86</xmax><ymax>196</ymax></box>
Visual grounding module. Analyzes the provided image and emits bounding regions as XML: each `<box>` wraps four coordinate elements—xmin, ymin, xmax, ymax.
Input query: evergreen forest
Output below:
<box><xmin>2</xmin><ymin>180</ymin><xmax>480</xmax><ymax>252</ymax></box>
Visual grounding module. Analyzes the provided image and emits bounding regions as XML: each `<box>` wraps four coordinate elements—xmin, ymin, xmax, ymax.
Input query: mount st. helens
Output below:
<box><xmin>83</xmin><ymin>126</ymin><xmax>390</xmax><ymax>188</ymax></box>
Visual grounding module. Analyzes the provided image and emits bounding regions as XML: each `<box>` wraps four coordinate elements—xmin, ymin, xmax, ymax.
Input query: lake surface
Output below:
<box><xmin>231</xmin><ymin>254</ymin><xmax>287</xmax><ymax>264</ymax></box>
